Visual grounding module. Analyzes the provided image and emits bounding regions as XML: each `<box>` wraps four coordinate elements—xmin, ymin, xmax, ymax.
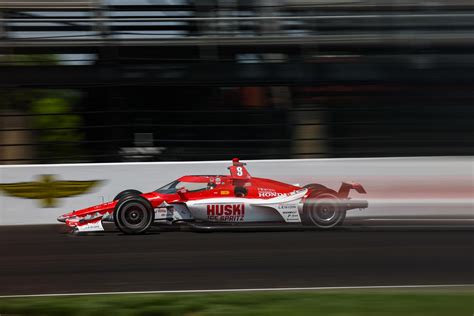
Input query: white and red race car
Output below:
<box><xmin>58</xmin><ymin>158</ymin><xmax>368</xmax><ymax>234</ymax></box>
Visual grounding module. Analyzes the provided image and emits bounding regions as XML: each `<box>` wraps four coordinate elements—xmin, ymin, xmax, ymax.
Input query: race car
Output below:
<box><xmin>57</xmin><ymin>158</ymin><xmax>368</xmax><ymax>234</ymax></box>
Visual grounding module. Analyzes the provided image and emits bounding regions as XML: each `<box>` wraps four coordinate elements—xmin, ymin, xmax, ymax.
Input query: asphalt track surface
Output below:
<box><xmin>0</xmin><ymin>223</ymin><xmax>473</xmax><ymax>295</ymax></box>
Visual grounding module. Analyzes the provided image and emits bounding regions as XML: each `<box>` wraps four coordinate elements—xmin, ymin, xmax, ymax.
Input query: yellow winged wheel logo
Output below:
<box><xmin>0</xmin><ymin>174</ymin><xmax>103</xmax><ymax>208</ymax></box>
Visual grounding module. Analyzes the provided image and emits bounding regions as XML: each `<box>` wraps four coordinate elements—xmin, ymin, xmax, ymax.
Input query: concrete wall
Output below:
<box><xmin>0</xmin><ymin>157</ymin><xmax>472</xmax><ymax>225</ymax></box>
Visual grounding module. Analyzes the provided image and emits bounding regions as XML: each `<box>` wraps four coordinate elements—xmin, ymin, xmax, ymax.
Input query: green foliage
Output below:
<box><xmin>0</xmin><ymin>290</ymin><xmax>472</xmax><ymax>316</ymax></box>
<box><xmin>0</xmin><ymin>54</ymin><xmax>84</xmax><ymax>162</ymax></box>
<box><xmin>31</xmin><ymin>96</ymin><xmax>83</xmax><ymax>143</ymax></box>
<box><xmin>0</xmin><ymin>90</ymin><xmax>83</xmax><ymax>161</ymax></box>
<box><xmin>0</xmin><ymin>54</ymin><xmax>59</xmax><ymax>111</ymax></box>
<box><xmin>0</xmin><ymin>54</ymin><xmax>59</xmax><ymax>66</ymax></box>
<box><xmin>29</xmin><ymin>93</ymin><xmax>84</xmax><ymax>162</ymax></box>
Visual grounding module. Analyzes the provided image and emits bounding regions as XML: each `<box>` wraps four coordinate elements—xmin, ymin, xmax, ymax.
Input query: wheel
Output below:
<box><xmin>113</xmin><ymin>189</ymin><xmax>142</xmax><ymax>201</ymax></box>
<box><xmin>114</xmin><ymin>196</ymin><xmax>154</xmax><ymax>234</ymax></box>
<box><xmin>303</xmin><ymin>193</ymin><xmax>346</xmax><ymax>228</ymax></box>
<box><xmin>336</xmin><ymin>210</ymin><xmax>347</xmax><ymax>226</ymax></box>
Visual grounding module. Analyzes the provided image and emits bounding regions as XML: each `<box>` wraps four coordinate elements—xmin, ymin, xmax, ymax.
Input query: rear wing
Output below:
<box><xmin>228</xmin><ymin>158</ymin><xmax>251</xmax><ymax>180</ymax></box>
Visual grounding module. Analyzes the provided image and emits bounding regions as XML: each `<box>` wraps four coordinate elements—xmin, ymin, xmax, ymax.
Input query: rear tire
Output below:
<box><xmin>113</xmin><ymin>189</ymin><xmax>142</xmax><ymax>201</ymax></box>
<box><xmin>303</xmin><ymin>193</ymin><xmax>345</xmax><ymax>228</ymax></box>
<box><xmin>114</xmin><ymin>196</ymin><xmax>154</xmax><ymax>234</ymax></box>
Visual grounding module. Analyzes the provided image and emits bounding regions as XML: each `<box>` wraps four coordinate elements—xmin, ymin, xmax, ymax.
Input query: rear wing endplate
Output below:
<box><xmin>338</xmin><ymin>182</ymin><xmax>367</xmax><ymax>198</ymax></box>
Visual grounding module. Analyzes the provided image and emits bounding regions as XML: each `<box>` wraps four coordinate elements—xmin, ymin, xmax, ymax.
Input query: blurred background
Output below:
<box><xmin>0</xmin><ymin>0</ymin><xmax>473</xmax><ymax>164</ymax></box>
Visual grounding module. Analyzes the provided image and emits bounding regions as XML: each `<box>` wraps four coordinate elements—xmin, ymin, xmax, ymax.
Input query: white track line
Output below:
<box><xmin>0</xmin><ymin>284</ymin><xmax>472</xmax><ymax>299</ymax></box>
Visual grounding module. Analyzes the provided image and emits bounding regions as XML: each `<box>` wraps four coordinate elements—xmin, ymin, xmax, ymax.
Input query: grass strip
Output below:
<box><xmin>0</xmin><ymin>288</ymin><xmax>473</xmax><ymax>316</ymax></box>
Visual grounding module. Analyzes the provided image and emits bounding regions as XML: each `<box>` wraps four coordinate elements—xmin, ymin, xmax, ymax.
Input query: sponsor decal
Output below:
<box><xmin>0</xmin><ymin>174</ymin><xmax>103</xmax><ymax>207</ymax></box>
<box><xmin>258</xmin><ymin>188</ymin><xmax>289</xmax><ymax>198</ymax></box>
<box><xmin>257</xmin><ymin>188</ymin><xmax>304</xmax><ymax>198</ymax></box>
<box><xmin>276</xmin><ymin>204</ymin><xmax>300</xmax><ymax>222</ymax></box>
<box><xmin>277</xmin><ymin>204</ymin><xmax>298</xmax><ymax>210</ymax></box>
<box><xmin>207</xmin><ymin>204</ymin><xmax>245</xmax><ymax>221</ymax></box>
<box><xmin>154</xmin><ymin>207</ymin><xmax>171</xmax><ymax>219</ymax></box>
<box><xmin>76</xmin><ymin>218</ymin><xmax>104</xmax><ymax>232</ymax></box>
<box><xmin>154</xmin><ymin>207</ymin><xmax>168</xmax><ymax>216</ymax></box>
<box><xmin>220</xmin><ymin>190</ymin><xmax>230</xmax><ymax>195</ymax></box>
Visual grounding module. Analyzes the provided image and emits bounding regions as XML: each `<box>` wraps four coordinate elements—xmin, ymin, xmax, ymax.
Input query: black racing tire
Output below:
<box><xmin>114</xmin><ymin>196</ymin><xmax>154</xmax><ymax>234</ymax></box>
<box><xmin>303</xmin><ymin>192</ymin><xmax>346</xmax><ymax>228</ymax></box>
<box><xmin>336</xmin><ymin>210</ymin><xmax>347</xmax><ymax>226</ymax></box>
<box><xmin>303</xmin><ymin>184</ymin><xmax>345</xmax><ymax>226</ymax></box>
<box><xmin>113</xmin><ymin>189</ymin><xmax>142</xmax><ymax>201</ymax></box>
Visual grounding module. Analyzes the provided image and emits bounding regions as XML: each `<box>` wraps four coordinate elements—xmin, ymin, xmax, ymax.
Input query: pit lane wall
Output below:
<box><xmin>0</xmin><ymin>157</ymin><xmax>472</xmax><ymax>225</ymax></box>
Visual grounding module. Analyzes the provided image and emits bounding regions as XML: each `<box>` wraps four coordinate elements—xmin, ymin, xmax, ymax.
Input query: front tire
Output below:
<box><xmin>113</xmin><ymin>189</ymin><xmax>142</xmax><ymax>201</ymax></box>
<box><xmin>303</xmin><ymin>193</ymin><xmax>345</xmax><ymax>228</ymax></box>
<box><xmin>114</xmin><ymin>196</ymin><xmax>154</xmax><ymax>234</ymax></box>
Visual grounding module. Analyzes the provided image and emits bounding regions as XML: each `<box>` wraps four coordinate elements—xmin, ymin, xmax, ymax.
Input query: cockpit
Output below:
<box><xmin>155</xmin><ymin>176</ymin><xmax>221</xmax><ymax>194</ymax></box>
